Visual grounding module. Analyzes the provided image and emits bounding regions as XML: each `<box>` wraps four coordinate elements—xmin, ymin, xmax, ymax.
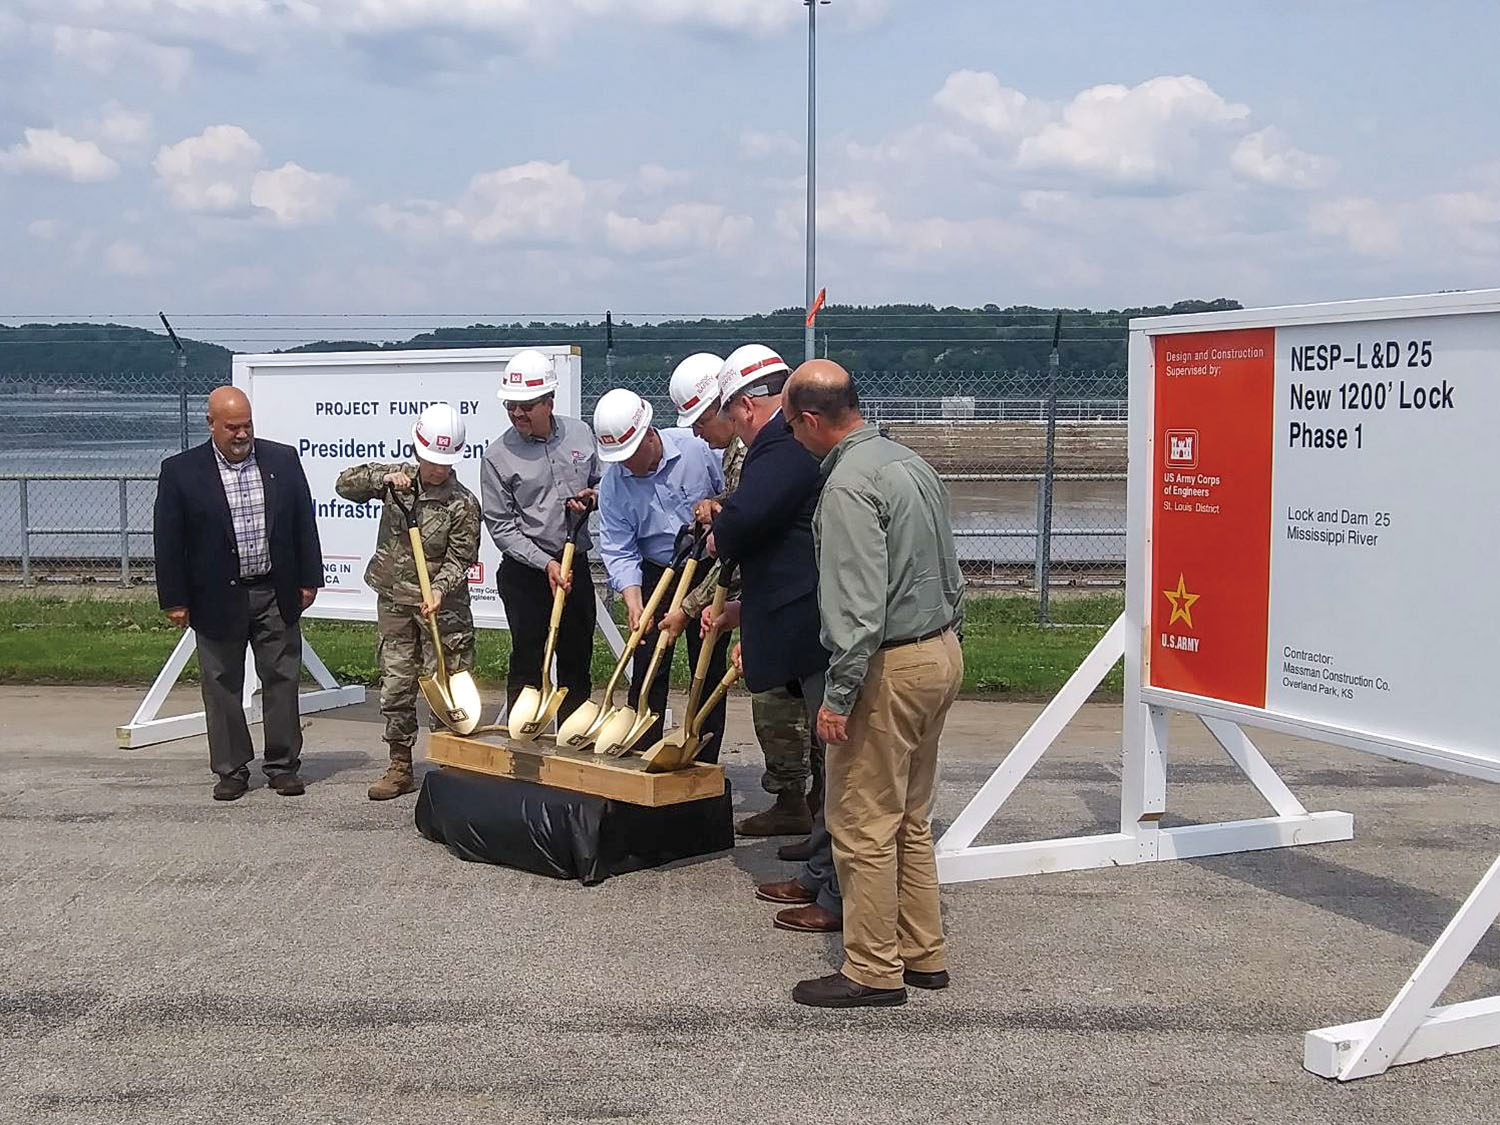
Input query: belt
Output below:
<box><xmin>238</xmin><ymin>573</ymin><xmax>273</xmax><ymax>587</ymax></box>
<box><xmin>880</xmin><ymin>624</ymin><xmax>951</xmax><ymax>651</ymax></box>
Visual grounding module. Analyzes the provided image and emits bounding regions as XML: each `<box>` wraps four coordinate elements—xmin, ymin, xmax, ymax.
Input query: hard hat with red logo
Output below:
<box><xmin>411</xmin><ymin>402</ymin><xmax>466</xmax><ymax>465</ymax></box>
<box><xmin>496</xmin><ymin>349</ymin><xmax>558</xmax><ymax>402</ymax></box>
<box><xmin>668</xmin><ymin>353</ymin><xmax>725</xmax><ymax>427</ymax></box>
<box><xmin>718</xmin><ymin>343</ymin><xmax>790</xmax><ymax>406</ymax></box>
<box><xmin>593</xmin><ymin>388</ymin><xmax>653</xmax><ymax>463</ymax></box>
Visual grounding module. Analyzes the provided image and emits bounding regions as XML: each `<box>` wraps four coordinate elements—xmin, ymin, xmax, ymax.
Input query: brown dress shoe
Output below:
<box><xmin>774</xmin><ymin>903</ymin><xmax>841</xmax><ymax>933</ymax></box>
<box><xmin>903</xmin><ymin>968</ymin><xmax>950</xmax><ymax>990</ymax></box>
<box><xmin>268</xmin><ymin>771</ymin><xmax>305</xmax><ymax>796</ymax></box>
<box><xmin>756</xmin><ymin>879</ymin><xmax>816</xmax><ymax>905</ymax></box>
<box><xmin>793</xmin><ymin>972</ymin><xmax>905</xmax><ymax>1008</ymax></box>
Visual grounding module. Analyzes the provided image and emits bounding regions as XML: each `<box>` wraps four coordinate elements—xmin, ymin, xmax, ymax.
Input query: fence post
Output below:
<box><xmin>1038</xmin><ymin>317</ymin><xmax>1062</xmax><ymax>624</ymax></box>
<box><xmin>19</xmin><ymin>478</ymin><xmax>31</xmax><ymax>586</ymax></box>
<box><xmin>1033</xmin><ymin>477</ymin><xmax>1045</xmax><ymax>592</ymax></box>
<box><xmin>119</xmin><ymin>477</ymin><xmax>130</xmax><ymax>586</ymax></box>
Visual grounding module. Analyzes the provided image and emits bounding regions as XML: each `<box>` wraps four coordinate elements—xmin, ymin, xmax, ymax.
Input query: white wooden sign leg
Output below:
<box><xmin>1305</xmin><ymin>853</ymin><xmax>1500</xmax><ymax>1080</ymax></box>
<box><xmin>116</xmin><ymin>632</ymin><xmax>365</xmax><ymax>748</ymax></box>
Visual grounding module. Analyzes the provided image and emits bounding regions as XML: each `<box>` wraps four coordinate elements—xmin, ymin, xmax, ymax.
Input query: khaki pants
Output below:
<box><xmin>827</xmin><ymin>630</ymin><xmax>963</xmax><ymax>990</ymax></box>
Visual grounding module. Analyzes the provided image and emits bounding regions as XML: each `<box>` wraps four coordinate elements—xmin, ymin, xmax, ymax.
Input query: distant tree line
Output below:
<box><xmin>0</xmin><ymin>299</ymin><xmax>1242</xmax><ymax>400</ymax></box>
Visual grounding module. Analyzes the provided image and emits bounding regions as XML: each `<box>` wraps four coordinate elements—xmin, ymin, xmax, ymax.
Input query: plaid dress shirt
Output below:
<box><xmin>213</xmin><ymin>444</ymin><xmax>271</xmax><ymax>578</ymax></box>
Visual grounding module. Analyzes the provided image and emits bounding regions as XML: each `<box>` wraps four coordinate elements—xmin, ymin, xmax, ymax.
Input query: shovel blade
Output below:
<box><xmin>595</xmin><ymin>707</ymin><xmax>650</xmax><ymax>757</ymax></box>
<box><xmin>420</xmin><ymin>675</ymin><xmax>478</xmax><ymax>735</ymax></box>
<box><xmin>557</xmin><ymin>701</ymin><xmax>605</xmax><ymax>750</ymax></box>
<box><xmin>511</xmin><ymin>687</ymin><xmax>568</xmax><ymax>742</ymax></box>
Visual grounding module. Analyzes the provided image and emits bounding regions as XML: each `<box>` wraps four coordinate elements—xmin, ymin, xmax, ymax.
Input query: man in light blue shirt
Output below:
<box><xmin>594</xmin><ymin>388</ymin><xmax>729</xmax><ymax>757</ymax></box>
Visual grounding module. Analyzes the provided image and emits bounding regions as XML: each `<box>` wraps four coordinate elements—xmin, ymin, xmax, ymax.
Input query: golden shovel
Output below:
<box><xmin>387</xmin><ymin>484</ymin><xmax>481</xmax><ymax>736</ymax></box>
<box><xmin>643</xmin><ymin>663</ymin><xmax>741</xmax><ymax>773</ymax></box>
<box><xmin>508</xmin><ymin>497</ymin><xmax>594</xmax><ymax>741</ymax></box>
<box><xmin>597</xmin><ymin>527</ymin><xmax>708</xmax><ymax>757</ymax></box>
<box><xmin>554</xmin><ymin>558</ymin><xmax>677</xmax><ymax>752</ymax></box>
<box><xmin>640</xmin><ymin>559</ymin><xmax>737</xmax><ymax>771</ymax></box>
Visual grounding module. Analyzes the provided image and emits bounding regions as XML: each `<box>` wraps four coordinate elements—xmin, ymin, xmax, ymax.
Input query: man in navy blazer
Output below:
<box><xmin>153</xmin><ymin>386</ymin><xmax>323</xmax><ymax>801</ymax></box>
<box><xmin>709</xmin><ymin>347</ymin><xmax>840</xmax><ymax>935</ymax></box>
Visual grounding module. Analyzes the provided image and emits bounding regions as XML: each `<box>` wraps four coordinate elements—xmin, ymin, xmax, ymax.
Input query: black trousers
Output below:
<box><xmin>628</xmin><ymin>560</ymin><xmax>732</xmax><ymax>763</ymax></box>
<box><xmin>195</xmin><ymin>583</ymin><xmax>303</xmax><ymax>780</ymax></box>
<box><xmin>499</xmin><ymin>553</ymin><xmax>596</xmax><ymax>724</ymax></box>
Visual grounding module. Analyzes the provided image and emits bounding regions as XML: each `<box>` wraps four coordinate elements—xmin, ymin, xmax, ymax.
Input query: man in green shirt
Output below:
<box><xmin>782</xmin><ymin>360</ymin><xmax>965</xmax><ymax>1009</ymax></box>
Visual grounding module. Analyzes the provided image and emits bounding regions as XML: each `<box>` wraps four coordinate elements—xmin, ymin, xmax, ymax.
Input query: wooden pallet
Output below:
<box><xmin>425</xmin><ymin>730</ymin><xmax>724</xmax><ymax>808</ymax></box>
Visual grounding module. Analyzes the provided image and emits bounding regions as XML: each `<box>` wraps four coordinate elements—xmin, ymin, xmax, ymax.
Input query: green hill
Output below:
<box><xmin>0</xmin><ymin>299</ymin><xmax>1241</xmax><ymax>399</ymax></box>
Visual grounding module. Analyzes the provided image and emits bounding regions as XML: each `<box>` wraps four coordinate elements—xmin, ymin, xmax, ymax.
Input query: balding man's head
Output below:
<box><xmin>785</xmin><ymin>360</ymin><xmax>863</xmax><ymax>458</ymax></box>
<box><xmin>206</xmin><ymin>385</ymin><xmax>255</xmax><ymax>462</ymax></box>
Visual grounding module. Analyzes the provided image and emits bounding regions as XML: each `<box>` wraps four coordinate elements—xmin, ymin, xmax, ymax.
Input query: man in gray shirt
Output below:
<box><xmin>783</xmin><ymin>359</ymin><xmax>965</xmax><ymax>1010</ymax></box>
<box><xmin>480</xmin><ymin>350</ymin><xmax>600</xmax><ymax>721</ymax></box>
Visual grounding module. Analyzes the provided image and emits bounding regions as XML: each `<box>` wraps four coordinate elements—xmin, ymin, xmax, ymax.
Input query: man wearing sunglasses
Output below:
<box><xmin>480</xmin><ymin>349</ymin><xmax>600</xmax><ymax>723</ymax></box>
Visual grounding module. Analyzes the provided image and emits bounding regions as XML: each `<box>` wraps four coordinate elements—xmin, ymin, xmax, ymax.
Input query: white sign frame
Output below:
<box><xmin>936</xmin><ymin>289</ymin><xmax>1500</xmax><ymax>1082</ymax></box>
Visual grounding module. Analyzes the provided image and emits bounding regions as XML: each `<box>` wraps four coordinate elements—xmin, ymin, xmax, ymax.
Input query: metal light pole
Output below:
<box><xmin>804</xmin><ymin>0</ymin><xmax>829</xmax><ymax>363</ymax></box>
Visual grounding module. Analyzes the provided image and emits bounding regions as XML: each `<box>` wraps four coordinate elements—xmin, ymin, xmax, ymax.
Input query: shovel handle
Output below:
<box><xmin>690</xmin><ymin>664</ymin><xmax>741</xmax><ymax>736</ymax></box>
<box><xmin>406</xmin><ymin>526</ymin><xmax>448</xmax><ymax>684</ymax></box>
<box><xmin>597</xmin><ymin>563</ymin><xmax>674</xmax><ymax>704</ymax></box>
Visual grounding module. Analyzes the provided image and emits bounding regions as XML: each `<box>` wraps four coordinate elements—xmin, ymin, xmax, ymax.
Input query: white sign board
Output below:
<box><xmin>231</xmin><ymin>346</ymin><xmax>582</xmax><ymax>628</ymax></box>
<box><xmin>1134</xmin><ymin>292</ymin><xmax>1500</xmax><ymax>783</ymax></box>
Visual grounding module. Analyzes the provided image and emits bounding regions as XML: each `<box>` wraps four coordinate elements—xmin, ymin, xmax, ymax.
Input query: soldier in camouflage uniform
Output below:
<box><xmin>662</xmin><ymin>357</ymin><xmax>816</xmax><ymax>837</ymax></box>
<box><xmin>335</xmin><ymin>404</ymin><xmax>481</xmax><ymax>800</ymax></box>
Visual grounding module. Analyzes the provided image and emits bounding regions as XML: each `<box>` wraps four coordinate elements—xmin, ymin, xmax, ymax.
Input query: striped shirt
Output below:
<box><xmin>213</xmin><ymin>443</ymin><xmax>270</xmax><ymax>578</ymax></box>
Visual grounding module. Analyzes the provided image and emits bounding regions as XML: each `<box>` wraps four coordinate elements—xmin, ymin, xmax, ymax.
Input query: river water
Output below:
<box><xmin>0</xmin><ymin>393</ymin><xmax>1126</xmax><ymax>571</ymax></box>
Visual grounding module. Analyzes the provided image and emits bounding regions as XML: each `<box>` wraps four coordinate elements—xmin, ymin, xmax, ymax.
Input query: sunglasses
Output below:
<box><xmin>506</xmin><ymin>398</ymin><xmax>549</xmax><ymax>414</ymax></box>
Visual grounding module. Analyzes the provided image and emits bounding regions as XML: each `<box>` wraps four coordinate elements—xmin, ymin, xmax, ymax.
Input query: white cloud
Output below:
<box><xmin>0</xmin><ymin>128</ymin><xmax>119</xmax><ymax>182</ymax></box>
<box><xmin>26</xmin><ymin>219</ymin><xmax>65</xmax><ymax>240</ymax></box>
<box><xmin>1231</xmin><ymin>127</ymin><xmax>1334</xmax><ymax>190</ymax></box>
<box><xmin>1309</xmin><ymin>197</ymin><xmax>1401</xmax><ymax>257</ymax></box>
<box><xmin>605</xmin><ymin>203</ymin><xmax>753</xmax><ymax>254</ymax></box>
<box><xmin>154</xmin><ymin>125</ymin><xmax>347</xmax><ymax>225</ymax></box>
<box><xmin>817</xmin><ymin>186</ymin><xmax>897</xmax><ymax>245</ymax></box>
<box><xmin>933</xmin><ymin>70</ymin><xmax>1039</xmax><ymax>139</ymax></box>
<box><xmin>461</xmin><ymin>160</ymin><xmax>592</xmax><ymax>244</ymax></box>
<box><xmin>1430</xmin><ymin>190</ymin><xmax>1500</xmax><ymax>227</ymax></box>
<box><xmin>250</xmin><ymin>162</ymin><xmax>351</xmax><ymax>226</ymax></box>
<box><xmin>740</xmin><ymin>130</ymin><xmax>801</xmax><ymax>161</ymax></box>
<box><xmin>103</xmin><ymin>240</ymin><xmax>154</xmax><ymax>277</ymax></box>
<box><xmin>94</xmin><ymin>102</ymin><xmax>154</xmax><ymax>148</ymax></box>
<box><xmin>1017</xmin><ymin>75</ymin><xmax>1249</xmax><ymax>187</ymax></box>
<box><xmin>636</xmin><ymin>163</ymin><xmax>690</xmax><ymax>193</ymax></box>
<box><xmin>154</xmin><ymin>125</ymin><xmax>264</xmax><ymax>212</ymax></box>
<box><xmin>48</xmin><ymin>24</ymin><xmax>190</xmax><ymax>89</ymax></box>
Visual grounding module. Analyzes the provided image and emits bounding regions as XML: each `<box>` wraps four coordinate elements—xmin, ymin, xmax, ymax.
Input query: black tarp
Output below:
<box><xmin>414</xmin><ymin>767</ymin><xmax>734</xmax><ymax>885</ymax></box>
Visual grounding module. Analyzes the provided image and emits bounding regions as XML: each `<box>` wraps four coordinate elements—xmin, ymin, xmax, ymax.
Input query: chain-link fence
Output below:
<box><xmin>0</xmin><ymin>308</ymin><xmax>1142</xmax><ymax>614</ymax></box>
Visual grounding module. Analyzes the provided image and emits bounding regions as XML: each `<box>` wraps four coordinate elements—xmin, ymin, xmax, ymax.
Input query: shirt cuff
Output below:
<box><xmin>822</xmin><ymin>682</ymin><xmax>859</xmax><ymax>715</ymax></box>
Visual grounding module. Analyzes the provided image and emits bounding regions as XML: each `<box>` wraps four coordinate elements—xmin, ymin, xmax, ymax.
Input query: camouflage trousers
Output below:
<box><xmin>751</xmin><ymin>683</ymin><xmax>820</xmax><ymax>796</ymax></box>
<box><xmin>377</xmin><ymin>597</ymin><xmax>475</xmax><ymax>751</ymax></box>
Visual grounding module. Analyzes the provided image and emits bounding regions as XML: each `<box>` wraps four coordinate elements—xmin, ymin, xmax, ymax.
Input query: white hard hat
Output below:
<box><xmin>669</xmin><ymin>353</ymin><xmax>724</xmax><ymax>427</ymax></box>
<box><xmin>719</xmin><ymin>343</ymin><xmax>790</xmax><ymax>406</ymax></box>
<box><xmin>496</xmin><ymin>349</ymin><xmax>558</xmax><ymax>401</ymax></box>
<box><xmin>411</xmin><ymin>403</ymin><xmax>466</xmax><ymax>465</ymax></box>
<box><xmin>593</xmin><ymin>388</ymin><xmax>653</xmax><ymax>463</ymax></box>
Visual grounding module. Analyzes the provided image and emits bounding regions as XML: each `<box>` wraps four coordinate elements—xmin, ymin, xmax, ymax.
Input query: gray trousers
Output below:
<box><xmin>195</xmin><ymin>584</ymin><xmax>304</xmax><ymax>780</ymax></box>
<box><xmin>790</xmin><ymin>670</ymin><xmax>842</xmax><ymax>912</ymax></box>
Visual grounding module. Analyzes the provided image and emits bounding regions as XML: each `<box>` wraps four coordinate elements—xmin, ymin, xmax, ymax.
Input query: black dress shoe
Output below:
<box><xmin>212</xmin><ymin>776</ymin><xmax>248</xmax><ymax>802</ymax></box>
<box><xmin>268</xmin><ymin>772</ymin><xmax>305</xmax><ymax>796</ymax></box>
<box><xmin>903</xmin><ymin>968</ymin><xmax>950</xmax><ymax>990</ymax></box>
<box><xmin>793</xmin><ymin>972</ymin><xmax>906</xmax><ymax>1009</ymax></box>
<box><xmin>778</xmin><ymin>836</ymin><xmax>816</xmax><ymax>862</ymax></box>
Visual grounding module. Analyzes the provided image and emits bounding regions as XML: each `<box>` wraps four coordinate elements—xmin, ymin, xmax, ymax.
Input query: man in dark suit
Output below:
<box><xmin>708</xmin><ymin>345</ymin><xmax>840</xmax><ymax>934</ymax></box>
<box><xmin>153</xmin><ymin>386</ymin><xmax>324</xmax><ymax>801</ymax></box>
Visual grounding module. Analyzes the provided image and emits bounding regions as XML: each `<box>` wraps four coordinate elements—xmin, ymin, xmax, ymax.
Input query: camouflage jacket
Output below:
<box><xmin>334</xmin><ymin>463</ymin><xmax>481</xmax><ymax>606</ymax></box>
<box><xmin>681</xmin><ymin>436</ymin><xmax>746</xmax><ymax>618</ymax></box>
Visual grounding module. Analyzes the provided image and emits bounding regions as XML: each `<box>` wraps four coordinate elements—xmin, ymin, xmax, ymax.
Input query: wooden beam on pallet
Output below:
<box><xmin>425</xmin><ymin>730</ymin><xmax>724</xmax><ymax>808</ymax></box>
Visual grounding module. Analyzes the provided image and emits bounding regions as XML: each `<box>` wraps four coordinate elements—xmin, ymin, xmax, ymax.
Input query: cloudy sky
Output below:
<box><xmin>2</xmin><ymin>0</ymin><xmax>1498</xmax><ymax>327</ymax></box>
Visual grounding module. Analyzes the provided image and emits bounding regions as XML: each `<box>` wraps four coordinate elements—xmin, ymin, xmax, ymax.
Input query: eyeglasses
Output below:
<box><xmin>506</xmin><ymin>398</ymin><xmax>549</xmax><ymax>414</ymax></box>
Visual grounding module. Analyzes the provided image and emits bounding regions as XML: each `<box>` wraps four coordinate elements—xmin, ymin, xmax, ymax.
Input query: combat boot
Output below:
<box><xmin>736</xmin><ymin>789</ymin><xmax>814</xmax><ymax>837</ymax></box>
<box><xmin>368</xmin><ymin>745</ymin><xmax>415</xmax><ymax>801</ymax></box>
